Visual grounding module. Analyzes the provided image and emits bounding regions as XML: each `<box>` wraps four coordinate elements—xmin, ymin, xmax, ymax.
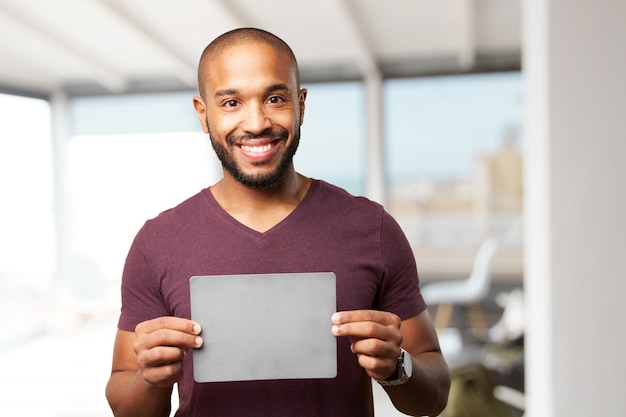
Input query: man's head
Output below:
<box><xmin>197</xmin><ymin>28</ymin><xmax>301</xmax><ymax>99</ymax></box>
<box><xmin>193</xmin><ymin>28</ymin><xmax>307</xmax><ymax>190</ymax></box>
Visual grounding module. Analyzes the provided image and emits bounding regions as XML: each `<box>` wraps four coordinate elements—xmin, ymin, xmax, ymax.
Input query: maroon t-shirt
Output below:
<box><xmin>118</xmin><ymin>179</ymin><xmax>426</xmax><ymax>417</ymax></box>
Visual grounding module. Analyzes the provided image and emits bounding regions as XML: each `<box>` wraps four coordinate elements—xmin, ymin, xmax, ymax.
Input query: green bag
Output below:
<box><xmin>441</xmin><ymin>364</ymin><xmax>516</xmax><ymax>417</ymax></box>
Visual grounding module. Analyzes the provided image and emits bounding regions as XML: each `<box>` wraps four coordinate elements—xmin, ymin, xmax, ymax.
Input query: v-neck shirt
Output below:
<box><xmin>118</xmin><ymin>179</ymin><xmax>425</xmax><ymax>417</ymax></box>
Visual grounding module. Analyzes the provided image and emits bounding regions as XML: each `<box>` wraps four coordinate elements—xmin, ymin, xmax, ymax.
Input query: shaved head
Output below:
<box><xmin>197</xmin><ymin>27</ymin><xmax>300</xmax><ymax>98</ymax></box>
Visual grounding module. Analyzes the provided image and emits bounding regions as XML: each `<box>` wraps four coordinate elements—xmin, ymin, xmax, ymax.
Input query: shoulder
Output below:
<box><xmin>138</xmin><ymin>188</ymin><xmax>213</xmax><ymax>236</ymax></box>
<box><xmin>303</xmin><ymin>180</ymin><xmax>394</xmax><ymax>238</ymax></box>
<box><xmin>312</xmin><ymin>180</ymin><xmax>383</xmax><ymax>213</ymax></box>
<box><xmin>312</xmin><ymin>181</ymin><xmax>412</xmax><ymax>245</ymax></box>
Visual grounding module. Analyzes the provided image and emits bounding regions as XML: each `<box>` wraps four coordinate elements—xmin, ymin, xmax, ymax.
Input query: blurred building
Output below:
<box><xmin>472</xmin><ymin>127</ymin><xmax>523</xmax><ymax>214</ymax></box>
<box><xmin>389</xmin><ymin>128</ymin><xmax>524</xmax><ymax>283</ymax></box>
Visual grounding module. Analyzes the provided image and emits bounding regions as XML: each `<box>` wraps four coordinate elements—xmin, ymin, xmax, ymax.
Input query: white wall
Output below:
<box><xmin>524</xmin><ymin>1</ymin><xmax>626</xmax><ymax>416</ymax></box>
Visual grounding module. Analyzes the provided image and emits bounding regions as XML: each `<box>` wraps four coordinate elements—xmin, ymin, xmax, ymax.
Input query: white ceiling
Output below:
<box><xmin>0</xmin><ymin>0</ymin><xmax>521</xmax><ymax>97</ymax></box>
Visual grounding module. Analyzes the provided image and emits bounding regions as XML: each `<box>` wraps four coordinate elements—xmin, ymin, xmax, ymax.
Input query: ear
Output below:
<box><xmin>298</xmin><ymin>88</ymin><xmax>307</xmax><ymax>126</ymax></box>
<box><xmin>193</xmin><ymin>96</ymin><xmax>209</xmax><ymax>133</ymax></box>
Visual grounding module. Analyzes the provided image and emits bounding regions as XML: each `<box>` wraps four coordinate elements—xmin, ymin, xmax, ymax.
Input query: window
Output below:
<box><xmin>67</xmin><ymin>131</ymin><xmax>217</xmax><ymax>280</ymax></box>
<box><xmin>0</xmin><ymin>93</ymin><xmax>54</xmax><ymax>349</ymax></box>
<box><xmin>0</xmin><ymin>94</ymin><xmax>54</xmax><ymax>290</ymax></box>
<box><xmin>296</xmin><ymin>81</ymin><xmax>365</xmax><ymax>195</ymax></box>
<box><xmin>385</xmin><ymin>72</ymin><xmax>523</xmax><ymax>245</ymax></box>
<box><xmin>384</xmin><ymin>73</ymin><xmax>524</xmax><ymax>280</ymax></box>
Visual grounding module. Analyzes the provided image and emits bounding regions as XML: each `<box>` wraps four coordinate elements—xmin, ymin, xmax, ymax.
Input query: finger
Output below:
<box><xmin>332</xmin><ymin>320</ymin><xmax>402</xmax><ymax>346</ymax></box>
<box><xmin>136</xmin><ymin>316</ymin><xmax>201</xmax><ymax>336</ymax></box>
<box><xmin>355</xmin><ymin>351</ymin><xmax>398</xmax><ymax>381</ymax></box>
<box><xmin>351</xmin><ymin>337</ymin><xmax>400</xmax><ymax>359</ymax></box>
<box><xmin>137</xmin><ymin>345</ymin><xmax>186</xmax><ymax>369</ymax></box>
<box><xmin>137</xmin><ymin>327</ymin><xmax>203</xmax><ymax>352</ymax></box>
<box><xmin>333</xmin><ymin>320</ymin><xmax>384</xmax><ymax>338</ymax></box>
<box><xmin>331</xmin><ymin>310</ymin><xmax>401</xmax><ymax>328</ymax></box>
<box><xmin>140</xmin><ymin>357</ymin><xmax>185</xmax><ymax>388</ymax></box>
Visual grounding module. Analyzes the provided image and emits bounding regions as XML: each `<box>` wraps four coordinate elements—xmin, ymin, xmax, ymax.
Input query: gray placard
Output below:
<box><xmin>190</xmin><ymin>272</ymin><xmax>337</xmax><ymax>383</ymax></box>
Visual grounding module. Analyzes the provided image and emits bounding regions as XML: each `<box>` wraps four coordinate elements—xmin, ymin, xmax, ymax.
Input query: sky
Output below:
<box><xmin>384</xmin><ymin>72</ymin><xmax>523</xmax><ymax>181</ymax></box>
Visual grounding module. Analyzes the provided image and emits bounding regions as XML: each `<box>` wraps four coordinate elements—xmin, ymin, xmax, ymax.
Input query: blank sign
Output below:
<box><xmin>190</xmin><ymin>272</ymin><xmax>337</xmax><ymax>382</ymax></box>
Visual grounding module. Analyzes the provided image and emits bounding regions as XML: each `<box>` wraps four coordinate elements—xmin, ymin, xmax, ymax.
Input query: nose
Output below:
<box><xmin>241</xmin><ymin>102</ymin><xmax>272</xmax><ymax>134</ymax></box>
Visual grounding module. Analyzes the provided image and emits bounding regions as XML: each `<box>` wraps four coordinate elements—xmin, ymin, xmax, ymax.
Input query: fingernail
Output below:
<box><xmin>195</xmin><ymin>336</ymin><xmax>203</xmax><ymax>347</ymax></box>
<box><xmin>193</xmin><ymin>324</ymin><xmax>201</xmax><ymax>334</ymax></box>
<box><xmin>331</xmin><ymin>325</ymin><xmax>339</xmax><ymax>335</ymax></box>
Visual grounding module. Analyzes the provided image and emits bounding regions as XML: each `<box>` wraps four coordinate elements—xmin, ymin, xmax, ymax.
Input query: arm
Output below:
<box><xmin>331</xmin><ymin>309</ymin><xmax>450</xmax><ymax>416</ymax></box>
<box><xmin>105</xmin><ymin>317</ymin><xmax>203</xmax><ymax>417</ymax></box>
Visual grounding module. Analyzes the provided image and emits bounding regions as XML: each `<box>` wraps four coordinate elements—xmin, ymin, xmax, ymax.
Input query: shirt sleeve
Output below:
<box><xmin>376</xmin><ymin>210</ymin><xmax>427</xmax><ymax>320</ymax></box>
<box><xmin>117</xmin><ymin>222</ymin><xmax>171</xmax><ymax>332</ymax></box>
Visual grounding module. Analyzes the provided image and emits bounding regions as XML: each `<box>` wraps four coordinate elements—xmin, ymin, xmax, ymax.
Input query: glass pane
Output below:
<box><xmin>0</xmin><ymin>93</ymin><xmax>54</xmax><ymax>349</ymax></box>
<box><xmin>67</xmin><ymin>132</ymin><xmax>218</xmax><ymax>281</ymax></box>
<box><xmin>296</xmin><ymin>82</ymin><xmax>365</xmax><ymax>196</ymax></box>
<box><xmin>384</xmin><ymin>72</ymin><xmax>524</xmax><ymax>281</ymax></box>
<box><xmin>0</xmin><ymin>94</ymin><xmax>54</xmax><ymax>287</ymax></box>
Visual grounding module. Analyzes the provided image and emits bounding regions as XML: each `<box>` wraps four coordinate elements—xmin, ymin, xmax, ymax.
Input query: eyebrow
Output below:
<box><xmin>265</xmin><ymin>83</ymin><xmax>290</xmax><ymax>94</ymax></box>
<box><xmin>214</xmin><ymin>83</ymin><xmax>291</xmax><ymax>98</ymax></box>
<box><xmin>214</xmin><ymin>88</ymin><xmax>238</xmax><ymax>98</ymax></box>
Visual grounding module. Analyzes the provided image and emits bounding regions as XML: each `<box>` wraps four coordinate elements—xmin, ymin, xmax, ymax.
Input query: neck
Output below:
<box><xmin>210</xmin><ymin>169</ymin><xmax>312</xmax><ymax>233</ymax></box>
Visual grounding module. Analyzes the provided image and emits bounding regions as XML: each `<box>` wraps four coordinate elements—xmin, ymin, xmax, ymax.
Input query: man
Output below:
<box><xmin>106</xmin><ymin>27</ymin><xmax>449</xmax><ymax>417</ymax></box>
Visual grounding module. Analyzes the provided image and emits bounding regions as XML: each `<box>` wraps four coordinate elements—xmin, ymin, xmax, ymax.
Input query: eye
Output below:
<box><xmin>223</xmin><ymin>99</ymin><xmax>239</xmax><ymax>108</ymax></box>
<box><xmin>267</xmin><ymin>95</ymin><xmax>286</xmax><ymax>105</ymax></box>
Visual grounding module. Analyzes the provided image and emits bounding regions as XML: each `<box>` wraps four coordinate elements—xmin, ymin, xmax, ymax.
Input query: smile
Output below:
<box><xmin>240</xmin><ymin>143</ymin><xmax>274</xmax><ymax>153</ymax></box>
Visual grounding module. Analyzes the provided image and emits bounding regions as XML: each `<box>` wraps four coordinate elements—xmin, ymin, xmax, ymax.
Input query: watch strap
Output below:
<box><xmin>375</xmin><ymin>348</ymin><xmax>411</xmax><ymax>386</ymax></box>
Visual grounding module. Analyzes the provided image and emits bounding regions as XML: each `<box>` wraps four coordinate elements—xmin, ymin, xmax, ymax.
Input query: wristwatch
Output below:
<box><xmin>376</xmin><ymin>348</ymin><xmax>413</xmax><ymax>386</ymax></box>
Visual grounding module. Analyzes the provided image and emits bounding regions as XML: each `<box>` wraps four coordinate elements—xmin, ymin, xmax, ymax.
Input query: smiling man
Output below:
<box><xmin>105</xmin><ymin>28</ymin><xmax>449</xmax><ymax>417</ymax></box>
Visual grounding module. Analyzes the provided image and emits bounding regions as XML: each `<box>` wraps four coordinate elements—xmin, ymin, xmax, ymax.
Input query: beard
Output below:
<box><xmin>208</xmin><ymin>124</ymin><xmax>301</xmax><ymax>189</ymax></box>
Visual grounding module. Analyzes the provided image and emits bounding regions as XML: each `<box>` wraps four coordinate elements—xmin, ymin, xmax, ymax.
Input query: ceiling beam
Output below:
<box><xmin>331</xmin><ymin>0</ymin><xmax>385</xmax><ymax>206</ymax></box>
<box><xmin>96</xmin><ymin>0</ymin><xmax>197</xmax><ymax>88</ymax></box>
<box><xmin>458</xmin><ymin>0</ymin><xmax>477</xmax><ymax>69</ymax></box>
<box><xmin>0</xmin><ymin>2</ymin><xmax>127</xmax><ymax>93</ymax></box>
<box><xmin>213</xmin><ymin>0</ymin><xmax>254</xmax><ymax>28</ymax></box>
<box><xmin>332</xmin><ymin>0</ymin><xmax>380</xmax><ymax>78</ymax></box>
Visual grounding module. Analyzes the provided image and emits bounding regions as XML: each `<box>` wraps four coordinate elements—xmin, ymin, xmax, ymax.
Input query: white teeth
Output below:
<box><xmin>241</xmin><ymin>144</ymin><xmax>272</xmax><ymax>153</ymax></box>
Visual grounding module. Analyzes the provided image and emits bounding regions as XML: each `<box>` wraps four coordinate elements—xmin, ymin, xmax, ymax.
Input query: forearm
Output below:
<box><xmin>106</xmin><ymin>370</ymin><xmax>174</xmax><ymax>417</ymax></box>
<box><xmin>383</xmin><ymin>351</ymin><xmax>450</xmax><ymax>417</ymax></box>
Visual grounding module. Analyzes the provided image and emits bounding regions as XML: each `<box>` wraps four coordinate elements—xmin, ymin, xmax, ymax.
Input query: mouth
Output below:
<box><xmin>230</xmin><ymin>129</ymin><xmax>289</xmax><ymax>161</ymax></box>
<box><xmin>239</xmin><ymin>142</ymin><xmax>275</xmax><ymax>154</ymax></box>
<box><xmin>236</xmin><ymin>138</ymin><xmax>281</xmax><ymax>161</ymax></box>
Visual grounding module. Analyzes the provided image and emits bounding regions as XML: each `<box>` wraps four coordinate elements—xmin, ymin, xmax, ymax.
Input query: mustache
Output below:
<box><xmin>226</xmin><ymin>128</ymin><xmax>289</xmax><ymax>146</ymax></box>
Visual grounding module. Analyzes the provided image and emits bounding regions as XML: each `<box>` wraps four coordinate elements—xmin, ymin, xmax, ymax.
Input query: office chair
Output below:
<box><xmin>421</xmin><ymin>238</ymin><xmax>499</xmax><ymax>335</ymax></box>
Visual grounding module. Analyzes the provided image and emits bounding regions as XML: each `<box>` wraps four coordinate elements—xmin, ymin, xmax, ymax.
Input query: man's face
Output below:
<box><xmin>194</xmin><ymin>41</ymin><xmax>306</xmax><ymax>189</ymax></box>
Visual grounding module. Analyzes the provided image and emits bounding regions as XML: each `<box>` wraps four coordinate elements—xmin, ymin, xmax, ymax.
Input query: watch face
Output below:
<box><xmin>402</xmin><ymin>349</ymin><xmax>413</xmax><ymax>377</ymax></box>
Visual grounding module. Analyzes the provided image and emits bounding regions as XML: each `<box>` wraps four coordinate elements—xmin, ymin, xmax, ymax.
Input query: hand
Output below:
<box><xmin>133</xmin><ymin>317</ymin><xmax>203</xmax><ymax>388</ymax></box>
<box><xmin>331</xmin><ymin>310</ymin><xmax>403</xmax><ymax>381</ymax></box>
